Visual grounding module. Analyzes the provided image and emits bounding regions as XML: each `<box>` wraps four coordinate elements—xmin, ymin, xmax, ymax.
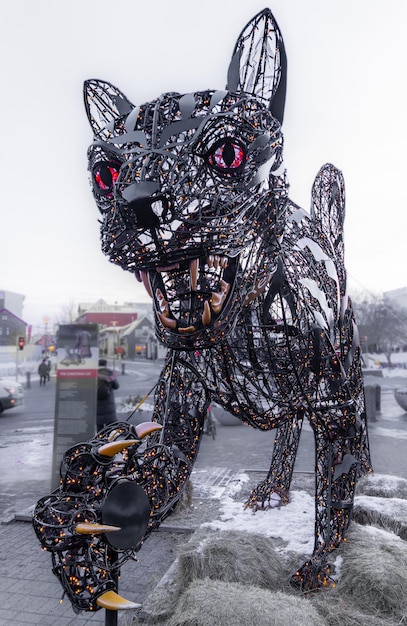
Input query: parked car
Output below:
<box><xmin>0</xmin><ymin>377</ymin><xmax>24</xmax><ymax>413</ymax></box>
<box><xmin>394</xmin><ymin>388</ymin><xmax>407</xmax><ymax>412</ymax></box>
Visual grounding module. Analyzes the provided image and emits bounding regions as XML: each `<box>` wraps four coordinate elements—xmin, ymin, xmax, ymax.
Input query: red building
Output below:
<box><xmin>76</xmin><ymin>299</ymin><xmax>138</xmax><ymax>329</ymax></box>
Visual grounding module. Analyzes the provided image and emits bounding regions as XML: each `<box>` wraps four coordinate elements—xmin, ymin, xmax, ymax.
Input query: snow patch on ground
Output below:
<box><xmin>201</xmin><ymin>472</ymin><xmax>407</xmax><ymax>557</ymax></box>
<box><xmin>202</xmin><ymin>489</ymin><xmax>315</xmax><ymax>555</ymax></box>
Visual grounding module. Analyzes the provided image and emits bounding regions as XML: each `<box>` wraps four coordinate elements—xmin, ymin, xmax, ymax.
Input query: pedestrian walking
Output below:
<box><xmin>97</xmin><ymin>358</ymin><xmax>120</xmax><ymax>430</ymax></box>
<box><xmin>38</xmin><ymin>359</ymin><xmax>48</xmax><ymax>386</ymax></box>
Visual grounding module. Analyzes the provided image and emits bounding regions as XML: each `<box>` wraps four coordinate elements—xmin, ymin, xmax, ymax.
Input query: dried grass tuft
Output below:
<box><xmin>353</xmin><ymin>501</ymin><xmax>407</xmax><ymax>540</ymax></box>
<box><xmin>311</xmin><ymin>594</ymin><xmax>398</xmax><ymax>626</ymax></box>
<box><xmin>337</xmin><ymin>523</ymin><xmax>407</xmax><ymax>621</ymax></box>
<box><xmin>176</xmin><ymin>529</ymin><xmax>287</xmax><ymax>591</ymax></box>
<box><xmin>164</xmin><ymin>579</ymin><xmax>326</xmax><ymax>626</ymax></box>
<box><xmin>132</xmin><ymin>482</ymin><xmax>407</xmax><ymax>626</ymax></box>
<box><xmin>356</xmin><ymin>474</ymin><xmax>407</xmax><ymax>499</ymax></box>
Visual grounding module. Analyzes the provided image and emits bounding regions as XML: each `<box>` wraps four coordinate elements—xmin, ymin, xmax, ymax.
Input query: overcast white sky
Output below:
<box><xmin>1</xmin><ymin>0</ymin><xmax>406</xmax><ymax>331</ymax></box>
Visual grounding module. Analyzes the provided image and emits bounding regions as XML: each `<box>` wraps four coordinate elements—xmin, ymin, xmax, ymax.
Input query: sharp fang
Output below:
<box><xmin>134</xmin><ymin>270</ymin><xmax>142</xmax><ymax>282</ymax></box>
<box><xmin>141</xmin><ymin>271</ymin><xmax>153</xmax><ymax>298</ymax></box>
<box><xmin>189</xmin><ymin>258</ymin><xmax>199</xmax><ymax>291</ymax></box>
<box><xmin>158</xmin><ymin>311</ymin><xmax>177</xmax><ymax>329</ymax></box>
<box><xmin>135</xmin><ymin>422</ymin><xmax>163</xmax><ymax>438</ymax></box>
<box><xmin>207</xmin><ymin>255</ymin><xmax>214</xmax><ymax>268</ymax></box>
<box><xmin>210</xmin><ymin>280</ymin><xmax>230</xmax><ymax>313</ymax></box>
<box><xmin>98</xmin><ymin>440</ymin><xmax>140</xmax><ymax>458</ymax></box>
<box><xmin>210</xmin><ymin>293</ymin><xmax>223</xmax><ymax>313</ymax></box>
<box><xmin>202</xmin><ymin>300</ymin><xmax>211</xmax><ymax>325</ymax></box>
<box><xmin>96</xmin><ymin>590</ymin><xmax>142</xmax><ymax>611</ymax></box>
<box><xmin>75</xmin><ymin>523</ymin><xmax>121</xmax><ymax>535</ymax></box>
<box><xmin>220</xmin><ymin>256</ymin><xmax>228</xmax><ymax>268</ymax></box>
<box><xmin>156</xmin><ymin>288</ymin><xmax>170</xmax><ymax>316</ymax></box>
<box><xmin>178</xmin><ymin>325</ymin><xmax>196</xmax><ymax>333</ymax></box>
<box><xmin>213</xmin><ymin>255</ymin><xmax>220</xmax><ymax>268</ymax></box>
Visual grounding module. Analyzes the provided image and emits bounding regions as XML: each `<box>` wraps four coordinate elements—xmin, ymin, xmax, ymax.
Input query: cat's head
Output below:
<box><xmin>85</xmin><ymin>9</ymin><xmax>288</xmax><ymax>350</ymax></box>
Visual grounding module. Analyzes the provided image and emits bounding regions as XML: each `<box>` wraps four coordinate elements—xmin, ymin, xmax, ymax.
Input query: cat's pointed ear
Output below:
<box><xmin>226</xmin><ymin>8</ymin><xmax>287</xmax><ymax>124</ymax></box>
<box><xmin>84</xmin><ymin>79</ymin><xmax>134</xmax><ymax>138</ymax></box>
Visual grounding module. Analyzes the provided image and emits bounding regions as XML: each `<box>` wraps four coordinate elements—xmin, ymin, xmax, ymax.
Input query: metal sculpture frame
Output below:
<box><xmin>33</xmin><ymin>8</ymin><xmax>372</xmax><ymax>613</ymax></box>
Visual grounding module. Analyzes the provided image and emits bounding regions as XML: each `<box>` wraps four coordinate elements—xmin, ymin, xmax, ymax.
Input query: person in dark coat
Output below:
<box><xmin>38</xmin><ymin>359</ymin><xmax>48</xmax><ymax>386</ymax></box>
<box><xmin>96</xmin><ymin>358</ymin><xmax>120</xmax><ymax>430</ymax></box>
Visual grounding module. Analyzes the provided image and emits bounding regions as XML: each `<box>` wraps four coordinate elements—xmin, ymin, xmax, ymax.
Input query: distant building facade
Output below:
<box><xmin>0</xmin><ymin>290</ymin><xmax>25</xmax><ymax>318</ymax></box>
<box><xmin>76</xmin><ymin>299</ymin><xmax>139</xmax><ymax>328</ymax></box>
<box><xmin>0</xmin><ymin>290</ymin><xmax>27</xmax><ymax>346</ymax></box>
<box><xmin>76</xmin><ymin>299</ymin><xmax>161</xmax><ymax>359</ymax></box>
<box><xmin>119</xmin><ymin>315</ymin><xmax>158</xmax><ymax>359</ymax></box>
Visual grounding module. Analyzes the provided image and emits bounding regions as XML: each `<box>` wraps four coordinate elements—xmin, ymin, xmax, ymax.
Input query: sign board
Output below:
<box><xmin>51</xmin><ymin>324</ymin><xmax>99</xmax><ymax>490</ymax></box>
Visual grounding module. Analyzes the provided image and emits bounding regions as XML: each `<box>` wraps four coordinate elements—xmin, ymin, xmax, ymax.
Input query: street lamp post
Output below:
<box><xmin>15</xmin><ymin>336</ymin><xmax>20</xmax><ymax>382</ymax></box>
<box><xmin>111</xmin><ymin>321</ymin><xmax>118</xmax><ymax>371</ymax></box>
<box><xmin>43</xmin><ymin>317</ymin><xmax>49</xmax><ymax>356</ymax></box>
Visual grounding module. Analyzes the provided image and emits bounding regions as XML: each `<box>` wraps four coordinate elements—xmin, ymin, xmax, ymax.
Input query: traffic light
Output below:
<box><xmin>18</xmin><ymin>336</ymin><xmax>25</xmax><ymax>350</ymax></box>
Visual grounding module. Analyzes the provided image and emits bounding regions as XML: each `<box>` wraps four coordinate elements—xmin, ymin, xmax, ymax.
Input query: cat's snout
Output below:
<box><xmin>119</xmin><ymin>192</ymin><xmax>172</xmax><ymax>231</ymax></box>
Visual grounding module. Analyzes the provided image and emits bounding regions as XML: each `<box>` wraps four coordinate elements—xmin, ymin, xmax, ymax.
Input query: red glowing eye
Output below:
<box><xmin>93</xmin><ymin>162</ymin><xmax>120</xmax><ymax>195</ymax></box>
<box><xmin>207</xmin><ymin>139</ymin><xmax>246</xmax><ymax>174</ymax></box>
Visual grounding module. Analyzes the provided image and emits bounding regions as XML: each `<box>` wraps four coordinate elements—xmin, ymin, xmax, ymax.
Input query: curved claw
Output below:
<box><xmin>96</xmin><ymin>590</ymin><xmax>142</xmax><ymax>610</ymax></box>
<box><xmin>135</xmin><ymin>422</ymin><xmax>163</xmax><ymax>439</ymax></box>
<box><xmin>97</xmin><ymin>439</ymin><xmax>140</xmax><ymax>458</ymax></box>
<box><xmin>75</xmin><ymin>523</ymin><xmax>121</xmax><ymax>535</ymax></box>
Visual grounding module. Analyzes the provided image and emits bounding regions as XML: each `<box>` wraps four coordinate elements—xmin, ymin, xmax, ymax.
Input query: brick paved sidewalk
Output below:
<box><xmin>0</xmin><ymin>520</ymin><xmax>187</xmax><ymax>626</ymax></box>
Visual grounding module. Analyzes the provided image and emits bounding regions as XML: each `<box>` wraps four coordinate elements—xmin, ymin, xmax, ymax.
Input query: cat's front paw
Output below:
<box><xmin>244</xmin><ymin>480</ymin><xmax>289</xmax><ymax>511</ymax></box>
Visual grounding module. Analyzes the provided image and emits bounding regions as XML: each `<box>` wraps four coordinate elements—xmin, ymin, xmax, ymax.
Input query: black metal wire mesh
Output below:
<box><xmin>34</xmin><ymin>8</ymin><xmax>372</xmax><ymax>611</ymax></box>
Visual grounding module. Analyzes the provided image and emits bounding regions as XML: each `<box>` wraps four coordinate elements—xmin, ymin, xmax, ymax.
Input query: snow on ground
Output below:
<box><xmin>383</xmin><ymin>367</ymin><xmax>407</xmax><ymax>378</ymax></box>
<box><xmin>202</xmin><ymin>472</ymin><xmax>407</xmax><ymax>558</ymax></box>
<box><xmin>365</xmin><ymin>351</ymin><xmax>407</xmax><ymax>376</ymax></box>
<box><xmin>355</xmin><ymin>494</ymin><xmax>407</xmax><ymax>519</ymax></box>
<box><xmin>202</xmin><ymin>478</ymin><xmax>315</xmax><ymax>555</ymax></box>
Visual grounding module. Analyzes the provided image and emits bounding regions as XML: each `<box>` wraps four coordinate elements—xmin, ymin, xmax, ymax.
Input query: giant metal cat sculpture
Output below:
<box><xmin>34</xmin><ymin>9</ymin><xmax>372</xmax><ymax>613</ymax></box>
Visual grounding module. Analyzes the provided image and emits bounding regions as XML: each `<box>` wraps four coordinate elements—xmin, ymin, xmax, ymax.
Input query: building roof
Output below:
<box><xmin>76</xmin><ymin>311</ymin><xmax>138</xmax><ymax>326</ymax></box>
<box><xmin>0</xmin><ymin>308</ymin><xmax>27</xmax><ymax>326</ymax></box>
<box><xmin>120</xmin><ymin>314</ymin><xmax>154</xmax><ymax>337</ymax></box>
<box><xmin>77</xmin><ymin>299</ymin><xmax>140</xmax><ymax>315</ymax></box>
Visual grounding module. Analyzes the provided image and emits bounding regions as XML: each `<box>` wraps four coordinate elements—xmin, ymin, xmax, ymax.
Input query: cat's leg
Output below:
<box><xmin>245</xmin><ymin>412</ymin><xmax>304</xmax><ymax>510</ymax></box>
<box><xmin>33</xmin><ymin>351</ymin><xmax>208</xmax><ymax>612</ymax></box>
<box><xmin>291</xmin><ymin>403</ymin><xmax>371</xmax><ymax>591</ymax></box>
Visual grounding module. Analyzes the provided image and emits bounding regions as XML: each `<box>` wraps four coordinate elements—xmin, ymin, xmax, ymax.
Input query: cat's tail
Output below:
<box><xmin>310</xmin><ymin>163</ymin><xmax>347</xmax><ymax>298</ymax></box>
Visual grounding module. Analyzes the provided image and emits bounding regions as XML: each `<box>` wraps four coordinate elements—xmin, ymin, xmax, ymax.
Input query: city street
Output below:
<box><xmin>0</xmin><ymin>358</ymin><xmax>164</xmax><ymax>522</ymax></box>
<box><xmin>0</xmin><ymin>360</ymin><xmax>407</xmax><ymax>524</ymax></box>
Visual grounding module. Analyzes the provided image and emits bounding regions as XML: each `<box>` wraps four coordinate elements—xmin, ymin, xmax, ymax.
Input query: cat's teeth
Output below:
<box><xmin>205</xmin><ymin>255</ymin><xmax>228</xmax><ymax>269</ymax></box>
<box><xmin>155</xmin><ymin>289</ymin><xmax>177</xmax><ymax>330</ymax></box>
<box><xmin>202</xmin><ymin>300</ymin><xmax>211</xmax><ymax>325</ymax></box>
<box><xmin>155</xmin><ymin>288</ymin><xmax>170</xmax><ymax>316</ymax></box>
<box><xmin>141</xmin><ymin>270</ymin><xmax>153</xmax><ymax>298</ymax></box>
<box><xmin>189</xmin><ymin>258</ymin><xmax>199</xmax><ymax>291</ymax></box>
<box><xmin>179</xmin><ymin>325</ymin><xmax>196</xmax><ymax>333</ymax></box>
<box><xmin>156</xmin><ymin>288</ymin><xmax>177</xmax><ymax>329</ymax></box>
<box><xmin>158</xmin><ymin>312</ymin><xmax>177</xmax><ymax>329</ymax></box>
<box><xmin>210</xmin><ymin>279</ymin><xmax>230</xmax><ymax>313</ymax></box>
<box><xmin>154</xmin><ymin>256</ymin><xmax>231</xmax><ymax>334</ymax></box>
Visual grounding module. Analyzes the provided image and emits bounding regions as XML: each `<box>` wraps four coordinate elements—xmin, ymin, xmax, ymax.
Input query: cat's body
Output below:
<box><xmin>34</xmin><ymin>9</ymin><xmax>371</xmax><ymax>612</ymax></box>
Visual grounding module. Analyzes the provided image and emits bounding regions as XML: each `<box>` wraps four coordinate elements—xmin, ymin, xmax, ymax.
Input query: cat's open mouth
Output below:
<box><xmin>137</xmin><ymin>255</ymin><xmax>237</xmax><ymax>336</ymax></box>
